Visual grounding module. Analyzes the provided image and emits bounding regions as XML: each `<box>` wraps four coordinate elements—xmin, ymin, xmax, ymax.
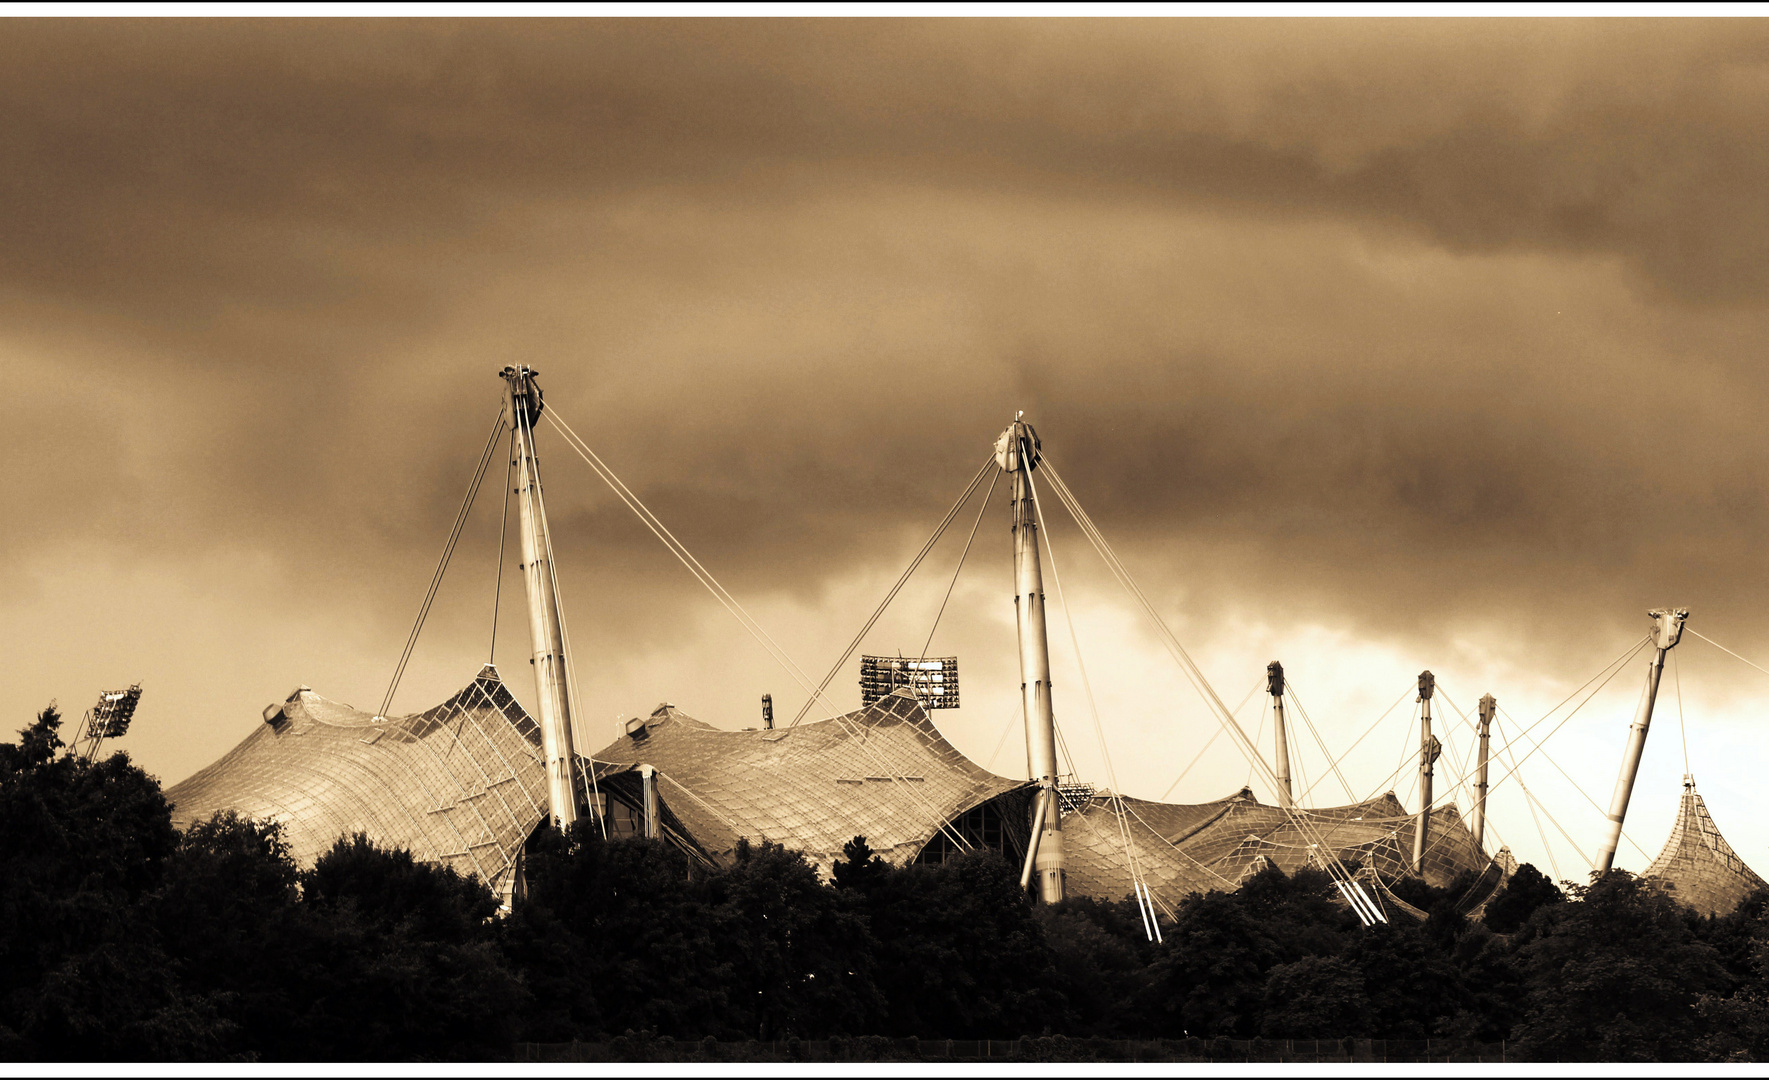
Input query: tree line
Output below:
<box><xmin>4</xmin><ymin>702</ymin><xmax>1768</xmax><ymax>1061</ymax></box>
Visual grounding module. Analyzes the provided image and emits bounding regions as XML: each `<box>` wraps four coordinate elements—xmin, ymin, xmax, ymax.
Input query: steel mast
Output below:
<box><xmin>1472</xmin><ymin>693</ymin><xmax>1495</xmax><ymax>853</ymax></box>
<box><xmin>502</xmin><ymin>365</ymin><xmax>582</xmax><ymax>831</ymax></box>
<box><xmin>1268</xmin><ymin>661</ymin><xmax>1293</xmax><ymax>809</ymax></box>
<box><xmin>1595</xmin><ymin>608</ymin><xmax>1687</xmax><ymax>874</ymax></box>
<box><xmin>999</xmin><ymin>417</ymin><xmax>1064</xmax><ymax>903</ymax></box>
<box><xmin>1412</xmin><ymin>670</ymin><xmax>1441</xmax><ymax>874</ymax></box>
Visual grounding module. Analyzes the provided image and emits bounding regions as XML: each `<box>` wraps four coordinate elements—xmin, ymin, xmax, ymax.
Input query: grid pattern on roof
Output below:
<box><xmin>1061</xmin><ymin>791</ymin><xmax>1494</xmax><ymax>911</ymax></box>
<box><xmin>164</xmin><ymin>664</ymin><xmax>547</xmax><ymax>895</ymax></box>
<box><xmin>164</xmin><ymin>666</ymin><xmax>1498</xmax><ymax>911</ymax></box>
<box><xmin>1644</xmin><ymin>781</ymin><xmax>1767</xmax><ymax>918</ymax></box>
<box><xmin>589</xmin><ymin>689</ymin><xmax>1029</xmax><ymax>872</ymax></box>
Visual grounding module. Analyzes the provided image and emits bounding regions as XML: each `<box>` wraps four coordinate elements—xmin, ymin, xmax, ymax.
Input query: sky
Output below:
<box><xmin>6</xmin><ymin>16</ymin><xmax>1769</xmax><ymax>881</ymax></box>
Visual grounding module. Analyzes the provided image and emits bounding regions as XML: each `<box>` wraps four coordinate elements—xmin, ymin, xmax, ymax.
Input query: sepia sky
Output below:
<box><xmin>7</xmin><ymin>16</ymin><xmax>1769</xmax><ymax>879</ymax></box>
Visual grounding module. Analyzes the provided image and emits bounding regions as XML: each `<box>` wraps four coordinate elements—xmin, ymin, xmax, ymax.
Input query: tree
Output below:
<box><xmin>1692</xmin><ymin>890</ymin><xmax>1769</xmax><ymax>1061</ymax></box>
<box><xmin>281</xmin><ymin>833</ymin><xmax>526</xmax><ymax>1060</ymax></box>
<box><xmin>705</xmin><ymin>839</ymin><xmax>880</xmax><ymax>1039</ymax></box>
<box><xmin>1346</xmin><ymin>917</ymin><xmax>1471</xmax><ymax>1039</ymax></box>
<box><xmin>1139</xmin><ymin>890</ymin><xmax>1278</xmax><ymax>1037</ymax></box>
<box><xmin>1511</xmin><ymin>871</ymin><xmax>1729</xmax><ymax>1061</ymax></box>
<box><xmin>149</xmin><ymin>812</ymin><xmax>301</xmax><ymax>1059</ymax></box>
<box><xmin>1036</xmin><ymin>897</ymin><xmax>1153</xmax><ymax>1037</ymax></box>
<box><xmin>0</xmin><ymin>704</ymin><xmax>216</xmax><ymax>1060</ymax></box>
<box><xmin>831</xmin><ymin>836</ymin><xmax>887</xmax><ymax>893</ymax></box>
<box><xmin>1483</xmin><ymin>863</ymin><xmax>1563</xmax><ymax>934</ymax></box>
<box><xmin>1260</xmin><ymin>955</ymin><xmax>1369</xmax><ymax>1038</ymax></box>
<box><xmin>836</xmin><ymin>845</ymin><xmax>1066</xmax><ymax>1037</ymax></box>
<box><xmin>503</xmin><ymin>823</ymin><xmax>732</xmax><ymax>1040</ymax></box>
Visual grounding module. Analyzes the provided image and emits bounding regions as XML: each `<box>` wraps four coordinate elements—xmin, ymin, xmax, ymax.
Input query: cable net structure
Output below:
<box><xmin>589</xmin><ymin>688</ymin><xmax>1032</xmax><ymax>872</ymax></box>
<box><xmin>1058</xmin><ymin>790</ymin><xmax>1499</xmax><ymax>916</ymax></box>
<box><xmin>166</xmin><ymin>671</ymin><xmax>1500</xmax><ymax>912</ymax></box>
<box><xmin>158</xmin><ymin>394</ymin><xmax>1513</xmax><ymax>920</ymax></box>
<box><xmin>1642</xmin><ymin>776</ymin><xmax>1767</xmax><ymax>917</ymax></box>
<box><xmin>165</xmin><ymin>664</ymin><xmax>550</xmax><ymax>899</ymax></box>
<box><xmin>582</xmin><ymin>688</ymin><xmax>1497</xmax><ymax>909</ymax></box>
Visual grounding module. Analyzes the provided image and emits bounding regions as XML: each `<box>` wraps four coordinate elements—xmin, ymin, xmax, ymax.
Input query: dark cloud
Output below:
<box><xmin>4</xmin><ymin>17</ymin><xmax>1769</xmax><ymax>830</ymax></box>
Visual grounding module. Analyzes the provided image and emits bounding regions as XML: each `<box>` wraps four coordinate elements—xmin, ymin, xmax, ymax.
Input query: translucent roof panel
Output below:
<box><xmin>588</xmin><ymin>688</ymin><xmax>1029</xmax><ymax>872</ymax></box>
<box><xmin>165</xmin><ymin>667</ymin><xmax>1497</xmax><ymax>914</ymax></box>
<box><xmin>1063</xmin><ymin>789</ymin><xmax>1493</xmax><ymax>913</ymax></box>
<box><xmin>164</xmin><ymin>664</ymin><xmax>548</xmax><ymax>896</ymax></box>
<box><xmin>1644</xmin><ymin>777</ymin><xmax>1767</xmax><ymax>917</ymax></box>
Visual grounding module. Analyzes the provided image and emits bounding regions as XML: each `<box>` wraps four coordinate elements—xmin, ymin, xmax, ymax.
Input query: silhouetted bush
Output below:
<box><xmin>9</xmin><ymin>703</ymin><xmax>1769</xmax><ymax>1061</ymax></box>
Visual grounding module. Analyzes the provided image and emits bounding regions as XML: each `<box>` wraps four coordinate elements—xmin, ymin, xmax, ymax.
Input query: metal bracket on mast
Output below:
<box><xmin>1595</xmin><ymin>607</ymin><xmax>1687</xmax><ymax>874</ymax></box>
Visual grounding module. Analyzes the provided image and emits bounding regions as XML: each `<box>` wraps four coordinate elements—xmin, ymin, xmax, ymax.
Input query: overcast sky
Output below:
<box><xmin>7</xmin><ymin>17</ymin><xmax>1769</xmax><ymax>880</ymax></box>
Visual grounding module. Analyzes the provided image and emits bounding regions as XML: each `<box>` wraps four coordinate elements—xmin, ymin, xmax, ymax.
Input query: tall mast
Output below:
<box><xmin>1595</xmin><ymin>608</ymin><xmax>1687</xmax><ymax>874</ymax></box>
<box><xmin>1268</xmin><ymin>661</ymin><xmax>1293</xmax><ymax>809</ymax></box>
<box><xmin>1472</xmin><ymin>693</ymin><xmax>1494</xmax><ymax>853</ymax></box>
<box><xmin>999</xmin><ymin>417</ymin><xmax>1064</xmax><ymax>903</ymax></box>
<box><xmin>1412</xmin><ymin>670</ymin><xmax>1441</xmax><ymax>874</ymax></box>
<box><xmin>502</xmin><ymin>365</ymin><xmax>581</xmax><ymax>831</ymax></box>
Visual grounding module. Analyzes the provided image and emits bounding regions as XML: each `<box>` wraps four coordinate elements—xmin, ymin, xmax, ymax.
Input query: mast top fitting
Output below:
<box><xmin>995</xmin><ymin>419</ymin><xmax>1041</xmax><ymax>473</ymax></box>
<box><xmin>1267</xmin><ymin>660</ymin><xmax>1284</xmax><ymax>697</ymax></box>
<box><xmin>1417</xmin><ymin>670</ymin><xmax>1435</xmax><ymax>701</ymax></box>
<box><xmin>1649</xmin><ymin>608</ymin><xmax>1689</xmax><ymax>651</ymax></box>
<box><xmin>499</xmin><ymin>366</ymin><xmax>545</xmax><ymax>427</ymax></box>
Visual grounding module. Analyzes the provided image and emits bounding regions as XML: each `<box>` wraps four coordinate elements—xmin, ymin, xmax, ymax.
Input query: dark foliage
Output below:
<box><xmin>1035</xmin><ymin>896</ymin><xmax>1155</xmax><ymax>1036</ymax></box>
<box><xmin>1482</xmin><ymin>862</ymin><xmax>1564</xmax><ymax>934</ymax></box>
<box><xmin>0</xmin><ymin>705</ymin><xmax>197</xmax><ymax>1060</ymax></box>
<box><xmin>1511</xmin><ymin>872</ymin><xmax>1729</xmax><ymax>1061</ymax></box>
<box><xmin>0</xmin><ymin>707</ymin><xmax>522</xmax><ymax>1061</ymax></box>
<box><xmin>10</xmin><ymin>705</ymin><xmax>1769</xmax><ymax>1061</ymax></box>
<box><xmin>831</xmin><ymin>841</ymin><xmax>1067</xmax><ymax>1037</ymax></box>
<box><xmin>506</xmin><ymin>825</ymin><xmax>884</xmax><ymax>1041</ymax></box>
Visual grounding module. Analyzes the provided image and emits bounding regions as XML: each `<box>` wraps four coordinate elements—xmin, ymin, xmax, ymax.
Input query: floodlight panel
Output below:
<box><xmin>91</xmin><ymin>684</ymin><xmax>142</xmax><ymax>738</ymax></box>
<box><xmin>859</xmin><ymin>655</ymin><xmax>960</xmax><ymax>709</ymax></box>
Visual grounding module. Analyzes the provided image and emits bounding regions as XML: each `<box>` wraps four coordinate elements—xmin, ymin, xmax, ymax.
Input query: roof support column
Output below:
<box><xmin>640</xmin><ymin>764</ymin><xmax>658</xmax><ymax>840</ymax></box>
<box><xmin>503</xmin><ymin>366</ymin><xmax>581</xmax><ymax>832</ymax></box>
<box><xmin>999</xmin><ymin>417</ymin><xmax>1063</xmax><ymax>903</ymax></box>
<box><xmin>1412</xmin><ymin>671</ymin><xmax>1440</xmax><ymax>875</ymax></box>
<box><xmin>1269</xmin><ymin>662</ymin><xmax>1293</xmax><ymax>809</ymax></box>
<box><xmin>1596</xmin><ymin>608</ymin><xmax>1687</xmax><ymax>874</ymax></box>
<box><xmin>1472</xmin><ymin>694</ymin><xmax>1495</xmax><ymax>853</ymax></box>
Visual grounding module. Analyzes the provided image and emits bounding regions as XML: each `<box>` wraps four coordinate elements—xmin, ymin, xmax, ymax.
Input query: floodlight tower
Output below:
<box><xmin>74</xmin><ymin>684</ymin><xmax>142</xmax><ymax>762</ymax></box>
<box><xmin>1268</xmin><ymin>661</ymin><xmax>1293</xmax><ymax>809</ymax></box>
<box><xmin>1595</xmin><ymin>608</ymin><xmax>1688</xmax><ymax>874</ymax></box>
<box><xmin>999</xmin><ymin>417</ymin><xmax>1064</xmax><ymax>903</ymax></box>
<box><xmin>502</xmin><ymin>366</ymin><xmax>582</xmax><ymax>831</ymax></box>
<box><xmin>1412</xmin><ymin>670</ymin><xmax>1442</xmax><ymax>874</ymax></box>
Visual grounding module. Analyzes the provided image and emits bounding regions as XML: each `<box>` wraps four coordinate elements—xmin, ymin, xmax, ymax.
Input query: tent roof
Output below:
<box><xmin>1644</xmin><ymin>777</ymin><xmax>1767</xmax><ymax>917</ymax></box>
<box><xmin>589</xmin><ymin>688</ymin><xmax>1030</xmax><ymax>871</ymax></box>
<box><xmin>164</xmin><ymin>664</ymin><xmax>546</xmax><ymax>895</ymax></box>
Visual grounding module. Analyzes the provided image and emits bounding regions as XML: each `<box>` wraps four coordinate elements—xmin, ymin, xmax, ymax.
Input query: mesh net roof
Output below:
<box><xmin>1643</xmin><ymin>777</ymin><xmax>1767</xmax><ymax>917</ymax></box>
<box><xmin>1060</xmin><ymin>789</ymin><xmax>1494</xmax><ymax>917</ymax></box>
<box><xmin>164</xmin><ymin>664</ymin><xmax>548</xmax><ymax>896</ymax></box>
<box><xmin>589</xmin><ymin>688</ymin><xmax>1030</xmax><ymax>871</ymax></box>
<box><xmin>165</xmin><ymin>669</ymin><xmax>1497</xmax><ymax>912</ymax></box>
<box><xmin>589</xmin><ymin>689</ymin><xmax>1495</xmax><ymax>910</ymax></box>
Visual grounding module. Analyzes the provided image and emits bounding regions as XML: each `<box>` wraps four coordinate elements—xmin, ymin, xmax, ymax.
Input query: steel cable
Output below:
<box><xmin>1035</xmin><ymin>458</ymin><xmax>1374</xmax><ymax>920</ymax></box>
<box><xmin>379</xmin><ymin>408</ymin><xmax>506</xmax><ymax>719</ymax></box>
<box><xmin>540</xmin><ymin>408</ymin><xmax>975</xmax><ymax>852</ymax></box>
<box><xmin>788</xmin><ymin>458</ymin><xmax>995</xmax><ymax>727</ymax></box>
